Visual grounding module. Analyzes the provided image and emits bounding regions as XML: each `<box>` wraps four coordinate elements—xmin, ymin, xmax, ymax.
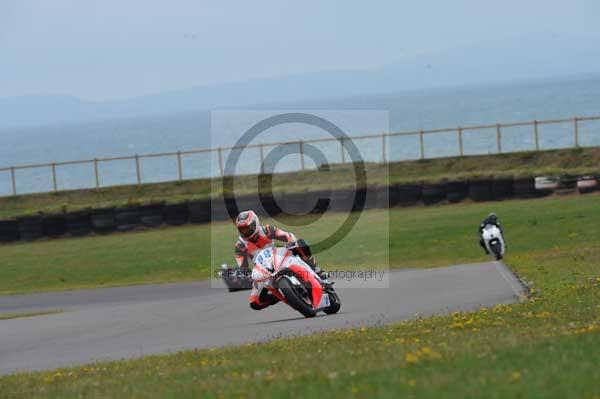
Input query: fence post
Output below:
<box><xmin>259</xmin><ymin>144</ymin><xmax>265</xmax><ymax>174</ymax></box>
<box><xmin>94</xmin><ymin>159</ymin><xmax>100</xmax><ymax>189</ymax></box>
<box><xmin>51</xmin><ymin>163</ymin><xmax>57</xmax><ymax>192</ymax></box>
<box><xmin>381</xmin><ymin>134</ymin><xmax>387</xmax><ymax>163</ymax></box>
<box><xmin>218</xmin><ymin>148</ymin><xmax>224</xmax><ymax>177</ymax></box>
<box><xmin>574</xmin><ymin>117</ymin><xmax>580</xmax><ymax>148</ymax></box>
<box><xmin>458</xmin><ymin>127</ymin><xmax>464</xmax><ymax>156</ymax></box>
<box><xmin>496</xmin><ymin>124</ymin><xmax>502</xmax><ymax>153</ymax></box>
<box><xmin>419</xmin><ymin>130</ymin><xmax>425</xmax><ymax>159</ymax></box>
<box><xmin>533</xmin><ymin>120</ymin><xmax>540</xmax><ymax>151</ymax></box>
<box><xmin>135</xmin><ymin>154</ymin><xmax>141</xmax><ymax>184</ymax></box>
<box><xmin>177</xmin><ymin>151</ymin><xmax>183</xmax><ymax>181</ymax></box>
<box><xmin>299</xmin><ymin>140</ymin><xmax>305</xmax><ymax>170</ymax></box>
<box><xmin>10</xmin><ymin>167</ymin><xmax>16</xmax><ymax>196</ymax></box>
<box><xmin>340</xmin><ymin>138</ymin><xmax>345</xmax><ymax>163</ymax></box>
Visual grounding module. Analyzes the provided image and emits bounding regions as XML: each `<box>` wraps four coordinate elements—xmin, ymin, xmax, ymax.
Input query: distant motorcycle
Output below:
<box><xmin>252</xmin><ymin>246</ymin><xmax>341</xmax><ymax>318</ymax></box>
<box><xmin>220</xmin><ymin>264</ymin><xmax>253</xmax><ymax>292</ymax></box>
<box><xmin>481</xmin><ymin>224</ymin><xmax>506</xmax><ymax>260</ymax></box>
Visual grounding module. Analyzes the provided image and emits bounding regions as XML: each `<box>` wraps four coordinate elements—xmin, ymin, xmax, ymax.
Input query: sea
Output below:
<box><xmin>1</xmin><ymin>75</ymin><xmax>599</xmax><ymax>196</ymax></box>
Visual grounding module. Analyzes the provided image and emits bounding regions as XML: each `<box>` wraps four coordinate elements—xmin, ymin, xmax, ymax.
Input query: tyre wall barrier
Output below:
<box><xmin>1</xmin><ymin>174</ymin><xmax>598</xmax><ymax>244</ymax></box>
<box><xmin>42</xmin><ymin>214</ymin><xmax>68</xmax><ymax>237</ymax></box>
<box><xmin>139</xmin><ymin>203</ymin><xmax>165</xmax><ymax>227</ymax></box>
<box><xmin>188</xmin><ymin>200</ymin><xmax>211</xmax><ymax>224</ymax></box>
<box><xmin>535</xmin><ymin>176</ymin><xmax>558</xmax><ymax>197</ymax></box>
<box><xmin>577</xmin><ymin>176</ymin><xmax>598</xmax><ymax>194</ymax></box>
<box><xmin>422</xmin><ymin>184</ymin><xmax>447</xmax><ymax>205</ymax></box>
<box><xmin>17</xmin><ymin>216</ymin><xmax>44</xmax><ymax>241</ymax></box>
<box><xmin>329</xmin><ymin>189</ymin><xmax>356</xmax><ymax>212</ymax></box>
<box><xmin>358</xmin><ymin>186</ymin><xmax>380</xmax><ymax>210</ymax></box>
<box><xmin>393</xmin><ymin>184</ymin><xmax>422</xmax><ymax>206</ymax></box>
<box><xmin>468</xmin><ymin>179</ymin><xmax>494</xmax><ymax>202</ymax></box>
<box><xmin>557</xmin><ymin>175</ymin><xmax>578</xmax><ymax>195</ymax></box>
<box><xmin>446</xmin><ymin>181</ymin><xmax>469</xmax><ymax>203</ymax></box>
<box><xmin>210</xmin><ymin>197</ymin><xmax>231</xmax><ymax>222</ymax></box>
<box><xmin>306</xmin><ymin>190</ymin><xmax>331</xmax><ymax>214</ymax></box>
<box><xmin>92</xmin><ymin>208</ymin><xmax>117</xmax><ymax>235</ymax></box>
<box><xmin>66</xmin><ymin>210</ymin><xmax>92</xmax><ymax>237</ymax></box>
<box><xmin>0</xmin><ymin>220</ymin><xmax>20</xmax><ymax>243</ymax></box>
<box><xmin>115</xmin><ymin>206</ymin><xmax>142</xmax><ymax>232</ymax></box>
<box><xmin>373</xmin><ymin>185</ymin><xmax>389</xmax><ymax>209</ymax></box>
<box><xmin>492</xmin><ymin>178</ymin><xmax>514</xmax><ymax>200</ymax></box>
<box><xmin>280</xmin><ymin>192</ymin><xmax>312</xmax><ymax>215</ymax></box>
<box><xmin>163</xmin><ymin>203</ymin><xmax>189</xmax><ymax>226</ymax></box>
<box><xmin>258</xmin><ymin>193</ymin><xmax>283</xmax><ymax>217</ymax></box>
<box><xmin>513</xmin><ymin>177</ymin><xmax>536</xmax><ymax>198</ymax></box>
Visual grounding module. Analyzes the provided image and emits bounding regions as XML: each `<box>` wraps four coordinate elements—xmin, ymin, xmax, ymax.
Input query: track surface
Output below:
<box><xmin>0</xmin><ymin>262</ymin><xmax>527</xmax><ymax>376</ymax></box>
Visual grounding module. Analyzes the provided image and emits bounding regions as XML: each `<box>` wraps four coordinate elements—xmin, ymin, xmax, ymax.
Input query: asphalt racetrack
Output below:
<box><xmin>0</xmin><ymin>262</ymin><xmax>528</xmax><ymax>376</ymax></box>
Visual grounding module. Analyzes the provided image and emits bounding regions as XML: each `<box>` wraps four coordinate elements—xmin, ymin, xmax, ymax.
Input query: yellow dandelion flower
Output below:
<box><xmin>405</xmin><ymin>352</ymin><xmax>420</xmax><ymax>364</ymax></box>
<box><xmin>508</xmin><ymin>371</ymin><xmax>521</xmax><ymax>382</ymax></box>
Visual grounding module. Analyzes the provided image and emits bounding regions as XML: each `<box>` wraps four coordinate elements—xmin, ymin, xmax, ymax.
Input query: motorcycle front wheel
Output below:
<box><xmin>277</xmin><ymin>277</ymin><xmax>317</xmax><ymax>318</ymax></box>
<box><xmin>323</xmin><ymin>290</ymin><xmax>341</xmax><ymax>314</ymax></box>
<box><xmin>490</xmin><ymin>242</ymin><xmax>503</xmax><ymax>260</ymax></box>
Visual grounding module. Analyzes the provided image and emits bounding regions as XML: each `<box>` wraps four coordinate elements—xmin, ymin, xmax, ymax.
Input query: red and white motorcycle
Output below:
<box><xmin>252</xmin><ymin>246</ymin><xmax>341</xmax><ymax>318</ymax></box>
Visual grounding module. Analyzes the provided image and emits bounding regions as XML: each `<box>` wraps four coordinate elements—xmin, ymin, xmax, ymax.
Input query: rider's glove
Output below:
<box><xmin>286</xmin><ymin>241</ymin><xmax>299</xmax><ymax>250</ymax></box>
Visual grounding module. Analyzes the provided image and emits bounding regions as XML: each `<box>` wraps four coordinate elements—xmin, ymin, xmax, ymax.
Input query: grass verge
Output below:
<box><xmin>0</xmin><ymin>218</ymin><xmax>598</xmax><ymax>397</ymax></box>
<box><xmin>1</xmin><ymin>147</ymin><xmax>599</xmax><ymax>219</ymax></box>
<box><xmin>1</xmin><ymin>192</ymin><xmax>599</xmax><ymax>295</ymax></box>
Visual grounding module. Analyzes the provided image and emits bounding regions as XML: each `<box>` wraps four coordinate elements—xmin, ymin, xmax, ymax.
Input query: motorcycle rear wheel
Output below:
<box><xmin>277</xmin><ymin>278</ymin><xmax>317</xmax><ymax>318</ymax></box>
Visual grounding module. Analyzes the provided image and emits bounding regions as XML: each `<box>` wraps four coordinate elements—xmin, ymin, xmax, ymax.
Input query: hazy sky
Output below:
<box><xmin>1</xmin><ymin>0</ymin><xmax>599</xmax><ymax>101</ymax></box>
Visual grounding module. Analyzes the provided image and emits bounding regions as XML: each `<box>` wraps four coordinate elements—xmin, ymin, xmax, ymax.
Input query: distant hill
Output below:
<box><xmin>2</xmin><ymin>35</ymin><xmax>599</xmax><ymax>130</ymax></box>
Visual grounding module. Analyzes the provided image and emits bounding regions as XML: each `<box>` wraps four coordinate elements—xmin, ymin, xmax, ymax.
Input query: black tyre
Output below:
<box><xmin>513</xmin><ymin>177</ymin><xmax>536</xmax><ymax>198</ymax></box>
<box><xmin>446</xmin><ymin>181</ymin><xmax>469</xmax><ymax>203</ymax></box>
<box><xmin>422</xmin><ymin>184</ymin><xmax>447</xmax><ymax>205</ymax></box>
<box><xmin>0</xmin><ymin>220</ymin><xmax>20</xmax><ymax>243</ymax></box>
<box><xmin>139</xmin><ymin>203</ymin><xmax>164</xmax><ymax>228</ymax></box>
<box><xmin>163</xmin><ymin>203</ymin><xmax>189</xmax><ymax>226</ymax></box>
<box><xmin>91</xmin><ymin>208</ymin><xmax>117</xmax><ymax>234</ymax></box>
<box><xmin>188</xmin><ymin>200</ymin><xmax>211</xmax><ymax>224</ymax></box>
<box><xmin>492</xmin><ymin>178</ymin><xmax>514</xmax><ymax>200</ymax></box>
<box><xmin>277</xmin><ymin>277</ymin><xmax>317</xmax><ymax>318</ymax></box>
<box><xmin>210</xmin><ymin>197</ymin><xmax>230</xmax><ymax>222</ymax></box>
<box><xmin>323</xmin><ymin>290</ymin><xmax>341</xmax><ymax>314</ymax></box>
<box><xmin>115</xmin><ymin>206</ymin><xmax>141</xmax><ymax>232</ymax></box>
<box><xmin>490</xmin><ymin>241</ymin><xmax>503</xmax><ymax>260</ymax></box>
<box><xmin>259</xmin><ymin>193</ymin><xmax>284</xmax><ymax>218</ymax></box>
<box><xmin>556</xmin><ymin>175</ymin><xmax>578</xmax><ymax>195</ymax></box>
<box><xmin>395</xmin><ymin>184</ymin><xmax>422</xmax><ymax>206</ymax></box>
<box><xmin>468</xmin><ymin>180</ymin><xmax>494</xmax><ymax>202</ymax></box>
<box><xmin>329</xmin><ymin>189</ymin><xmax>355</xmax><ymax>212</ymax></box>
<box><xmin>66</xmin><ymin>210</ymin><xmax>92</xmax><ymax>237</ymax></box>
<box><xmin>17</xmin><ymin>216</ymin><xmax>44</xmax><ymax>241</ymax></box>
<box><xmin>42</xmin><ymin>214</ymin><xmax>68</xmax><ymax>238</ymax></box>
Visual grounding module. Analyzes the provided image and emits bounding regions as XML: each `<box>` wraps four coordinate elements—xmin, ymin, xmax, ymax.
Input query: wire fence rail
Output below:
<box><xmin>1</xmin><ymin>114</ymin><xmax>599</xmax><ymax>197</ymax></box>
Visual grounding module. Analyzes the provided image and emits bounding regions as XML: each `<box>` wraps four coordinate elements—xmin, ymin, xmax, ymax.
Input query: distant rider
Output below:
<box><xmin>234</xmin><ymin>210</ymin><xmax>323</xmax><ymax>310</ymax></box>
<box><xmin>478</xmin><ymin>212</ymin><xmax>504</xmax><ymax>254</ymax></box>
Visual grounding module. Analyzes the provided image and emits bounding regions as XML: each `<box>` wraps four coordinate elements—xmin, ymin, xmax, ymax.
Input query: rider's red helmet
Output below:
<box><xmin>236</xmin><ymin>210</ymin><xmax>260</xmax><ymax>240</ymax></box>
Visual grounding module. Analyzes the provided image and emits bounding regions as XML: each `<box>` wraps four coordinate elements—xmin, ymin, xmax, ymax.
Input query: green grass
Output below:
<box><xmin>1</xmin><ymin>198</ymin><xmax>599</xmax><ymax>397</ymax></box>
<box><xmin>0</xmin><ymin>309</ymin><xmax>63</xmax><ymax>320</ymax></box>
<box><xmin>1</xmin><ymin>193</ymin><xmax>599</xmax><ymax>295</ymax></box>
<box><xmin>1</xmin><ymin>147</ymin><xmax>599</xmax><ymax>219</ymax></box>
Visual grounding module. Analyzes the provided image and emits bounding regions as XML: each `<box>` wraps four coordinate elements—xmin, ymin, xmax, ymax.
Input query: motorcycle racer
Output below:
<box><xmin>478</xmin><ymin>212</ymin><xmax>504</xmax><ymax>254</ymax></box>
<box><xmin>234</xmin><ymin>210</ymin><xmax>323</xmax><ymax>310</ymax></box>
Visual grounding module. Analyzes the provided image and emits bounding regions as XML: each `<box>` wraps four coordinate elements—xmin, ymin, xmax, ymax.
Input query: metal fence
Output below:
<box><xmin>1</xmin><ymin>114</ymin><xmax>599</xmax><ymax>197</ymax></box>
